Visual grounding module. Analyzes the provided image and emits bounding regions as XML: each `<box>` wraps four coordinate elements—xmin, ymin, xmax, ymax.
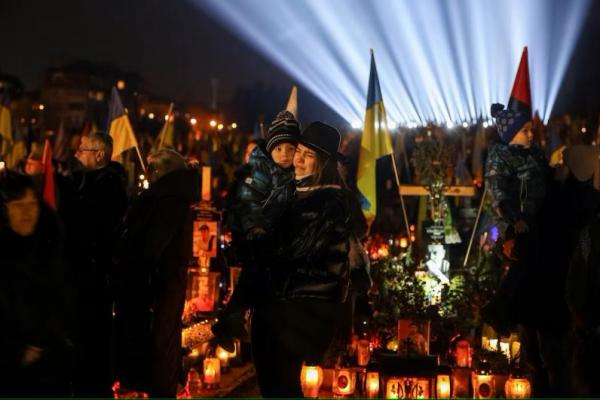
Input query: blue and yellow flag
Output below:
<box><xmin>107</xmin><ymin>87</ymin><xmax>140</xmax><ymax>160</ymax></box>
<box><xmin>357</xmin><ymin>50</ymin><xmax>394</xmax><ymax>223</ymax></box>
<box><xmin>0</xmin><ymin>95</ymin><xmax>13</xmax><ymax>157</ymax></box>
<box><xmin>547</xmin><ymin>124</ymin><xmax>565</xmax><ymax>167</ymax></box>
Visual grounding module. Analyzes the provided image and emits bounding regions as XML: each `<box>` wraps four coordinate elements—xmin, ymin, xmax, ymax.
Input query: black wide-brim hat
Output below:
<box><xmin>300</xmin><ymin>121</ymin><xmax>346</xmax><ymax>161</ymax></box>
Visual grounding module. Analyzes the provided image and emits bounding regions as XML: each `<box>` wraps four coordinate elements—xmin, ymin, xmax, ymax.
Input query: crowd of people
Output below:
<box><xmin>0</xmin><ymin>132</ymin><xmax>200</xmax><ymax>396</ymax></box>
<box><xmin>1</xmin><ymin>100</ymin><xmax>600</xmax><ymax>398</ymax></box>
<box><xmin>0</xmin><ymin>110</ymin><xmax>371</xmax><ymax>398</ymax></box>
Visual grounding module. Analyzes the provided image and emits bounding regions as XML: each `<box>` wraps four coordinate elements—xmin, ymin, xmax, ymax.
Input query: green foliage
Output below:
<box><xmin>440</xmin><ymin>248</ymin><xmax>501</xmax><ymax>333</ymax></box>
<box><xmin>370</xmin><ymin>255</ymin><xmax>437</xmax><ymax>329</ymax></box>
<box><xmin>370</xmin><ymin>246</ymin><xmax>502</xmax><ymax>335</ymax></box>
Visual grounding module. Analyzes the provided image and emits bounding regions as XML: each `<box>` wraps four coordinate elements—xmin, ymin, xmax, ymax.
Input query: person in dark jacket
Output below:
<box><xmin>59</xmin><ymin>131</ymin><xmax>128</xmax><ymax>396</ymax></box>
<box><xmin>484</xmin><ymin>103</ymin><xmax>547</xmax><ymax>325</ymax></box>
<box><xmin>567</xmin><ymin>213</ymin><xmax>600</xmax><ymax>396</ymax></box>
<box><xmin>0</xmin><ymin>172</ymin><xmax>72</xmax><ymax>396</ymax></box>
<box><xmin>114</xmin><ymin>148</ymin><xmax>199</xmax><ymax>397</ymax></box>
<box><xmin>213</xmin><ymin>112</ymin><xmax>300</xmax><ymax>349</ymax></box>
<box><xmin>484</xmin><ymin>103</ymin><xmax>547</xmax><ymax>393</ymax></box>
<box><xmin>536</xmin><ymin>145</ymin><xmax>600</xmax><ymax>396</ymax></box>
<box><xmin>249</xmin><ymin>121</ymin><xmax>355</xmax><ymax>397</ymax></box>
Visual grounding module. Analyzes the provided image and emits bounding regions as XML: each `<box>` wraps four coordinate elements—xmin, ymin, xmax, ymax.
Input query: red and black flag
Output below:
<box><xmin>508</xmin><ymin>46</ymin><xmax>532</xmax><ymax>117</ymax></box>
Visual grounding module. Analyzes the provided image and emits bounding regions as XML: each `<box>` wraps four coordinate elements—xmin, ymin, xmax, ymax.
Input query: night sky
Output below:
<box><xmin>1</xmin><ymin>0</ymin><xmax>599</xmax><ymax>124</ymax></box>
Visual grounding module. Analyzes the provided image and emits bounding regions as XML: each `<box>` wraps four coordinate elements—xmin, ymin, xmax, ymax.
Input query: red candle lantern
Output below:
<box><xmin>300</xmin><ymin>365</ymin><xmax>323</xmax><ymax>398</ymax></box>
<box><xmin>505</xmin><ymin>369</ymin><xmax>531</xmax><ymax>399</ymax></box>
<box><xmin>450</xmin><ymin>334</ymin><xmax>472</xmax><ymax>368</ymax></box>
<box><xmin>436</xmin><ymin>366</ymin><xmax>452</xmax><ymax>398</ymax></box>
<box><xmin>357</xmin><ymin>338</ymin><xmax>371</xmax><ymax>366</ymax></box>
<box><xmin>203</xmin><ymin>357</ymin><xmax>221</xmax><ymax>388</ymax></box>
<box><xmin>365</xmin><ymin>371</ymin><xmax>380</xmax><ymax>398</ymax></box>
<box><xmin>385</xmin><ymin>377</ymin><xmax>431</xmax><ymax>399</ymax></box>
<box><xmin>333</xmin><ymin>367</ymin><xmax>357</xmax><ymax>396</ymax></box>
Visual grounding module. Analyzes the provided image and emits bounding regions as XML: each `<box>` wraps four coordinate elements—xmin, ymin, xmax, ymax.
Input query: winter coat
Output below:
<box><xmin>267</xmin><ymin>181</ymin><xmax>352</xmax><ymax>302</ymax></box>
<box><xmin>485</xmin><ymin>142</ymin><xmax>547</xmax><ymax>230</ymax></box>
<box><xmin>114</xmin><ymin>168</ymin><xmax>199</xmax><ymax>397</ymax></box>
<box><xmin>567</xmin><ymin>211</ymin><xmax>600</xmax><ymax>328</ymax></box>
<box><xmin>59</xmin><ymin>161</ymin><xmax>128</xmax><ymax>316</ymax></box>
<box><xmin>228</xmin><ymin>144</ymin><xmax>295</xmax><ymax>238</ymax></box>
<box><xmin>536</xmin><ymin>173</ymin><xmax>600</xmax><ymax>330</ymax></box>
<box><xmin>0</xmin><ymin>204</ymin><xmax>72</xmax><ymax>395</ymax></box>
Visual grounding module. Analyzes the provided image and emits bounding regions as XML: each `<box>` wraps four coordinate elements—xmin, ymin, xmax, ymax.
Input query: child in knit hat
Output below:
<box><xmin>483</xmin><ymin>103</ymin><xmax>547</xmax><ymax>331</ymax></box>
<box><xmin>230</xmin><ymin>110</ymin><xmax>300</xmax><ymax>241</ymax></box>
<box><xmin>213</xmin><ymin>110</ymin><xmax>300</xmax><ymax>351</ymax></box>
<box><xmin>486</xmin><ymin>103</ymin><xmax>546</xmax><ymax>233</ymax></box>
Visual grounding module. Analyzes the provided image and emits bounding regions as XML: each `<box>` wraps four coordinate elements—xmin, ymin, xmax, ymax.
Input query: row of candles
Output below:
<box><xmin>299</xmin><ymin>364</ymin><xmax>531</xmax><ymax>399</ymax></box>
<box><xmin>183</xmin><ymin>318</ymin><xmax>525</xmax><ymax>397</ymax></box>
<box><xmin>185</xmin><ymin>336</ymin><xmax>530</xmax><ymax>398</ymax></box>
<box><xmin>294</xmin><ymin>333</ymin><xmax>530</xmax><ymax>398</ymax></box>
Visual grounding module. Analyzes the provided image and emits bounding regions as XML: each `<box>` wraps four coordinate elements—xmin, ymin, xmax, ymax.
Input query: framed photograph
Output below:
<box><xmin>398</xmin><ymin>319</ymin><xmax>431</xmax><ymax>356</ymax></box>
<box><xmin>193</xmin><ymin>220</ymin><xmax>218</xmax><ymax>259</ymax></box>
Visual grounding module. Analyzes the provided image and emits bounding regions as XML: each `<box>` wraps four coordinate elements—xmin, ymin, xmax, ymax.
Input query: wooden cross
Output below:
<box><xmin>399</xmin><ymin>185</ymin><xmax>476</xmax><ymax>197</ymax></box>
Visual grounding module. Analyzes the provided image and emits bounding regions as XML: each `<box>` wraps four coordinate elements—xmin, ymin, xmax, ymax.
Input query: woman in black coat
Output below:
<box><xmin>0</xmin><ymin>172</ymin><xmax>72</xmax><ymax>396</ymax></box>
<box><xmin>114</xmin><ymin>149</ymin><xmax>199</xmax><ymax>397</ymax></box>
<box><xmin>250</xmin><ymin>122</ymin><xmax>355</xmax><ymax>397</ymax></box>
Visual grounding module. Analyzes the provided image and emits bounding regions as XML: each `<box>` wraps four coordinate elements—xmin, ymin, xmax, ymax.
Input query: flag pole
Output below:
<box><xmin>400</xmin><ymin>133</ymin><xmax>411</xmax><ymax>182</ymax></box>
<box><xmin>135</xmin><ymin>144</ymin><xmax>146</xmax><ymax>173</ymax></box>
<box><xmin>463</xmin><ymin>186</ymin><xmax>487</xmax><ymax>267</ymax></box>
<box><xmin>390</xmin><ymin>149</ymin><xmax>412</xmax><ymax>244</ymax></box>
<box><xmin>159</xmin><ymin>102</ymin><xmax>174</xmax><ymax>149</ymax></box>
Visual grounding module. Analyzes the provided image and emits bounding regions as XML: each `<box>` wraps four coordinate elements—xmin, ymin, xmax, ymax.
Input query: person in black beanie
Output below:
<box><xmin>213</xmin><ymin>110</ymin><xmax>300</xmax><ymax>350</ymax></box>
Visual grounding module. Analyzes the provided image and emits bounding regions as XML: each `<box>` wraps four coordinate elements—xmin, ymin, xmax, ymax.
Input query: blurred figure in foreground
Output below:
<box><xmin>0</xmin><ymin>172</ymin><xmax>72</xmax><ymax>396</ymax></box>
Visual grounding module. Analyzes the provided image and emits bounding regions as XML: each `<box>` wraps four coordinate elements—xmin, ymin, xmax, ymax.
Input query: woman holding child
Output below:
<box><xmin>214</xmin><ymin>118</ymin><xmax>359</xmax><ymax>397</ymax></box>
<box><xmin>250</xmin><ymin>121</ymin><xmax>355</xmax><ymax>397</ymax></box>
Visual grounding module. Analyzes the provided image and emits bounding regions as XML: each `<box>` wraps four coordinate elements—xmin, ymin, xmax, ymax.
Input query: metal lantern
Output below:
<box><xmin>505</xmin><ymin>374</ymin><xmax>531</xmax><ymax>398</ymax></box>
<box><xmin>333</xmin><ymin>367</ymin><xmax>357</xmax><ymax>396</ymax></box>
<box><xmin>386</xmin><ymin>377</ymin><xmax>431</xmax><ymax>399</ymax></box>
<box><xmin>436</xmin><ymin>374</ymin><xmax>451</xmax><ymax>398</ymax></box>
<box><xmin>452</xmin><ymin>367</ymin><xmax>471</xmax><ymax>398</ymax></box>
<box><xmin>365</xmin><ymin>371</ymin><xmax>381</xmax><ymax>398</ymax></box>
<box><xmin>301</xmin><ymin>365</ymin><xmax>323</xmax><ymax>398</ymax></box>
<box><xmin>357</xmin><ymin>338</ymin><xmax>372</xmax><ymax>366</ymax></box>
<box><xmin>450</xmin><ymin>335</ymin><xmax>472</xmax><ymax>368</ymax></box>
<box><xmin>472</xmin><ymin>361</ymin><xmax>495</xmax><ymax>399</ymax></box>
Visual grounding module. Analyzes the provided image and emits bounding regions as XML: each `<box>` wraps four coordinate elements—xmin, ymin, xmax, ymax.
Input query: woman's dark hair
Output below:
<box><xmin>0</xmin><ymin>172</ymin><xmax>38</xmax><ymax>227</ymax></box>
<box><xmin>310</xmin><ymin>150</ymin><xmax>347</xmax><ymax>188</ymax></box>
<box><xmin>0</xmin><ymin>171</ymin><xmax>37</xmax><ymax>205</ymax></box>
